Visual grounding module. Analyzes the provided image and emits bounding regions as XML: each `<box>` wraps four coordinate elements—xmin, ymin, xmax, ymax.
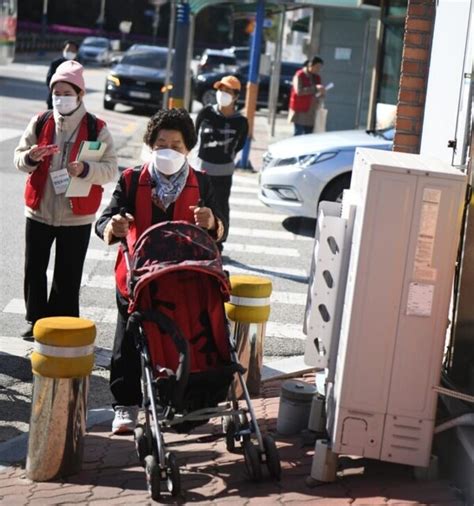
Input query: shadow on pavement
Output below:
<box><xmin>282</xmin><ymin>216</ymin><xmax>317</xmax><ymax>238</ymax></box>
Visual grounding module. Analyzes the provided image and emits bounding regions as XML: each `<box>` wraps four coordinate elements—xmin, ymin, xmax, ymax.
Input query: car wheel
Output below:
<box><xmin>103</xmin><ymin>99</ymin><xmax>114</xmax><ymax>111</ymax></box>
<box><xmin>319</xmin><ymin>173</ymin><xmax>352</xmax><ymax>204</ymax></box>
<box><xmin>201</xmin><ymin>89</ymin><xmax>217</xmax><ymax>106</ymax></box>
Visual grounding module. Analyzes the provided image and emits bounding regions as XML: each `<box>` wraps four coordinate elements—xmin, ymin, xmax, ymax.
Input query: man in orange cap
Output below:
<box><xmin>195</xmin><ymin>75</ymin><xmax>249</xmax><ymax>253</ymax></box>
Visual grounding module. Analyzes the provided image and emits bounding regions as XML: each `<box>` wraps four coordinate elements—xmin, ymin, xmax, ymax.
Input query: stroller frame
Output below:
<box><xmin>120</xmin><ymin>219</ymin><xmax>281</xmax><ymax>500</ymax></box>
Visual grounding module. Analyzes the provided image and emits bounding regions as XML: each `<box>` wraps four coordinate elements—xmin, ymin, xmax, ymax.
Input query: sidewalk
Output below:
<box><xmin>0</xmin><ymin>373</ymin><xmax>464</xmax><ymax>505</ymax></box>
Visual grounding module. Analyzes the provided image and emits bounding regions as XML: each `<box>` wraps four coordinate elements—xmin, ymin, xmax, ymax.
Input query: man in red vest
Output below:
<box><xmin>95</xmin><ymin>108</ymin><xmax>227</xmax><ymax>434</ymax></box>
<box><xmin>288</xmin><ymin>56</ymin><xmax>325</xmax><ymax>136</ymax></box>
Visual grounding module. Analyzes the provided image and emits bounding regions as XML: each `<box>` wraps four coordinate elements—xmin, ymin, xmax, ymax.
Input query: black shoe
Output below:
<box><xmin>21</xmin><ymin>323</ymin><xmax>34</xmax><ymax>341</ymax></box>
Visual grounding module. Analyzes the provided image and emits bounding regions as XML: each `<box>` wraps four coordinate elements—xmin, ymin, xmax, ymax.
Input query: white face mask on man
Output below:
<box><xmin>151</xmin><ymin>148</ymin><xmax>186</xmax><ymax>176</ymax></box>
<box><xmin>52</xmin><ymin>95</ymin><xmax>79</xmax><ymax>115</ymax></box>
<box><xmin>63</xmin><ymin>50</ymin><xmax>77</xmax><ymax>60</ymax></box>
<box><xmin>216</xmin><ymin>90</ymin><xmax>234</xmax><ymax>108</ymax></box>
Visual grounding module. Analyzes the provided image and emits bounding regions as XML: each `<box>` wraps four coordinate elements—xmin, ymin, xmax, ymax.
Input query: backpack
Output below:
<box><xmin>35</xmin><ymin>110</ymin><xmax>99</xmax><ymax>141</ymax></box>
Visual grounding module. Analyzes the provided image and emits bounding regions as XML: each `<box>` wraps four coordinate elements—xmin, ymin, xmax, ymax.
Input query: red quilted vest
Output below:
<box><xmin>289</xmin><ymin>68</ymin><xmax>320</xmax><ymax>113</ymax></box>
<box><xmin>24</xmin><ymin>112</ymin><xmax>105</xmax><ymax>215</ymax></box>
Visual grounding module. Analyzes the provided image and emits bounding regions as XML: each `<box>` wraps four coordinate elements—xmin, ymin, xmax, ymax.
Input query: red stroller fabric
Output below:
<box><xmin>128</xmin><ymin>221</ymin><xmax>232</xmax><ymax>376</ymax></box>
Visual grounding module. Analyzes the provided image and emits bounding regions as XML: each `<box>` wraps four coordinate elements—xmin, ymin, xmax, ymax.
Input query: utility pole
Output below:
<box><xmin>237</xmin><ymin>0</ymin><xmax>265</xmax><ymax>170</ymax></box>
<box><xmin>97</xmin><ymin>0</ymin><xmax>106</xmax><ymax>34</ymax></box>
<box><xmin>150</xmin><ymin>0</ymin><xmax>167</xmax><ymax>44</ymax></box>
<box><xmin>170</xmin><ymin>1</ymin><xmax>190</xmax><ymax>109</ymax></box>
<box><xmin>163</xmin><ymin>0</ymin><xmax>177</xmax><ymax>109</ymax></box>
<box><xmin>40</xmin><ymin>0</ymin><xmax>49</xmax><ymax>54</ymax></box>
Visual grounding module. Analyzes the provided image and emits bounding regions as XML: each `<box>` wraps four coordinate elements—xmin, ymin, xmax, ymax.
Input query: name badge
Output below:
<box><xmin>50</xmin><ymin>169</ymin><xmax>70</xmax><ymax>195</ymax></box>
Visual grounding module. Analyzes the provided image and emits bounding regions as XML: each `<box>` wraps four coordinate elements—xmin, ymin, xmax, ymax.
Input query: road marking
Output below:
<box><xmin>271</xmin><ymin>292</ymin><xmax>307</xmax><ymax>305</ymax></box>
<box><xmin>225</xmin><ymin>264</ymin><xmax>308</xmax><ymax>283</ymax></box>
<box><xmin>229</xmin><ymin>226</ymin><xmax>312</xmax><ymax>242</ymax></box>
<box><xmin>2</xmin><ymin>299</ymin><xmax>305</xmax><ymax>339</ymax></box>
<box><xmin>225</xmin><ymin>242</ymin><xmax>299</xmax><ymax>257</ymax></box>
<box><xmin>229</xmin><ymin>196</ymin><xmax>264</xmax><ymax>207</ymax></box>
<box><xmin>231</xmin><ymin>186</ymin><xmax>258</xmax><ymax>195</ymax></box>
<box><xmin>0</xmin><ymin>128</ymin><xmax>24</xmax><ymax>142</ymax></box>
<box><xmin>233</xmin><ymin>174</ymin><xmax>258</xmax><ymax>186</ymax></box>
<box><xmin>231</xmin><ymin>210</ymin><xmax>287</xmax><ymax>223</ymax></box>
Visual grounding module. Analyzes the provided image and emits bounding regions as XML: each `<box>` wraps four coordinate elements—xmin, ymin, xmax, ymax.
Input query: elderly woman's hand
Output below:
<box><xmin>29</xmin><ymin>144</ymin><xmax>60</xmax><ymax>162</ymax></box>
<box><xmin>67</xmin><ymin>160</ymin><xmax>85</xmax><ymax>177</ymax></box>
<box><xmin>110</xmin><ymin>212</ymin><xmax>134</xmax><ymax>238</ymax></box>
<box><xmin>189</xmin><ymin>205</ymin><xmax>216</xmax><ymax>230</ymax></box>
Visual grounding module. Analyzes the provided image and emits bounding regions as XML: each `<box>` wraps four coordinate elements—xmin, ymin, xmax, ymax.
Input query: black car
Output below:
<box><xmin>193</xmin><ymin>62</ymin><xmax>300</xmax><ymax>111</ymax></box>
<box><xmin>197</xmin><ymin>49</ymin><xmax>238</xmax><ymax>74</ymax></box>
<box><xmin>103</xmin><ymin>45</ymin><xmax>170</xmax><ymax>111</ymax></box>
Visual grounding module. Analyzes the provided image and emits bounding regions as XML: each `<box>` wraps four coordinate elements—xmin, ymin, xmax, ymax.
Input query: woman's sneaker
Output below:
<box><xmin>112</xmin><ymin>405</ymin><xmax>139</xmax><ymax>434</ymax></box>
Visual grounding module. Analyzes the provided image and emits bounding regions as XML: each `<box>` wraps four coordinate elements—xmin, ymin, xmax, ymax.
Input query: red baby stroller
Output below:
<box><xmin>122</xmin><ymin>220</ymin><xmax>281</xmax><ymax>500</ymax></box>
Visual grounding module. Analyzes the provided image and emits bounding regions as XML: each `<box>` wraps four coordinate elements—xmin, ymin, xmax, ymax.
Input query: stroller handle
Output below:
<box><xmin>119</xmin><ymin>207</ymin><xmax>132</xmax><ymax>274</ymax></box>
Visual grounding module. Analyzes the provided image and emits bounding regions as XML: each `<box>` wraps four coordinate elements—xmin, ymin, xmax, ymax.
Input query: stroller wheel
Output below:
<box><xmin>242</xmin><ymin>440</ymin><xmax>262</xmax><ymax>482</ymax></box>
<box><xmin>224</xmin><ymin>419</ymin><xmax>237</xmax><ymax>453</ymax></box>
<box><xmin>165</xmin><ymin>452</ymin><xmax>181</xmax><ymax>496</ymax></box>
<box><xmin>262</xmin><ymin>434</ymin><xmax>281</xmax><ymax>481</ymax></box>
<box><xmin>144</xmin><ymin>455</ymin><xmax>161</xmax><ymax>501</ymax></box>
<box><xmin>134</xmin><ymin>425</ymin><xmax>150</xmax><ymax>466</ymax></box>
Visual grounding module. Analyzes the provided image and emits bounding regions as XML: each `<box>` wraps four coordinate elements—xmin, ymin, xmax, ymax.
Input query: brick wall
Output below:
<box><xmin>393</xmin><ymin>0</ymin><xmax>436</xmax><ymax>153</ymax></box>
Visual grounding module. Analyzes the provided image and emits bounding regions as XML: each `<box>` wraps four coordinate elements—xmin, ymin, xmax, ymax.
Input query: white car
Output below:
<box><xmin>258</xmin><ymin>129</ymin><xmax>394</xmax><ymax>218</ymax></box>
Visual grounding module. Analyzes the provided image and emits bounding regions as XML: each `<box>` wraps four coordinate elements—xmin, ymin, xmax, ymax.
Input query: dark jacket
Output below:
<box><xmin>95</xmin><ymin>165</ymin><xmax>228</xmax><ymax>243</ymax></box>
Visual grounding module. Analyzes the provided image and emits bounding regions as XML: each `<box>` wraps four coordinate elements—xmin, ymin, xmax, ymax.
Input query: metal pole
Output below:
<box><xmin>40</xmin><ymin>0</ymin><xmax>48</xmax><ymax>54</ymax></box>
<box><xmin>184</xmin><ymin>13</ymin><xmax>195</xmax><ymax>111</ymax></box>
<box><xmin>237</xmin><ymin>0</ymin><xmax>265</xmax><ymax>170</ymax></box>
<box><xmin>170</xmin><ymin>1</ymin><xmax>190</xmax><ymax>109</ymax></box>
<box><xmin>98</xmin><ymin>0</ymin><xmax>106</xmax><ymax>34</ymax></box>
<box><xmin>269</xmin><ymin>7</ymin><xmax>285</xmax><ymax>137</ymax></box>
<box><xmin>164</xmin><ymin>0</ymin><xmax>177</xmax><ymax>109</ymax></box>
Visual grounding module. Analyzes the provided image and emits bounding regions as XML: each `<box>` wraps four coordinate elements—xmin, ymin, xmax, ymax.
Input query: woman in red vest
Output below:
<box><xmin>288</xmin><ymin>56</ymin><xmax>325</xmax><ymax>136</ymax></box>
<box><xmin>14</xmin><ymin>60</ymin><xmax>118</xmax><ymax>340</ymax></box>
<box><xmin>95</xmin><ymin>108</ymin><xmax>227</xmax><ymax>434</ymax></box>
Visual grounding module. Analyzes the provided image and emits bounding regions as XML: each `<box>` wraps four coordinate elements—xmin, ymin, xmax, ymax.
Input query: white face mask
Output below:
<box><xmin>63</xmin><ymin>50</ymin><xmax>77</xmax><ymax>60</ymax></box>
<box><xmin>52</xmin><ymin>95</ymin><xmax>79</xmax><ymax>115</ymax></box>
<box><xmin>216</xmin><ymin>90</ymin><xmax>234</xmax><ymax>108</ymax></box>
<box><xmin>151</xmin><ymin>148</ymin><xmax>186</xmax><ymax>176</ymax></box>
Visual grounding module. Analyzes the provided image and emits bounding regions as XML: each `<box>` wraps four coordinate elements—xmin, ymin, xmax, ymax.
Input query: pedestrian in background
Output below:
<box><xmin>14</xmin><ymin>60</ymin><xmax>118</xmax><ymax>340</ymax></box>
<box><xmin>45</xmin><ymin>40</ymin><xmax>79</xmax><ymax>109</ymax></box>
<box><xmin>288</xmin><ymin>56</ymin><xmax>325</xmax><ymax>136</ymax></box>
<box><xmin>95</xmin><ymin>108</ymin><xmax>227</xmax><ymax>434</ymax></box>
<box><xmin>194</xmin><ymin>76</ymin><xmax>249</xmax><ymax>253</ymax></box>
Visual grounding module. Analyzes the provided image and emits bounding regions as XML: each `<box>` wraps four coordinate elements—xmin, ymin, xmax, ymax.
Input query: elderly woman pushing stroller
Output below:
<box><xmin>95</xmin><ymin>108</ymin><xmax>227</xmax><ymax>434</ymax></box>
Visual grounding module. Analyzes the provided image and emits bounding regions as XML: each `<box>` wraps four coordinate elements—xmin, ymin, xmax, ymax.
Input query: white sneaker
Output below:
<box><xmin>112</xmin><ymin>405</ymin><xmax>139</xmax><ymax>434</ymax></box>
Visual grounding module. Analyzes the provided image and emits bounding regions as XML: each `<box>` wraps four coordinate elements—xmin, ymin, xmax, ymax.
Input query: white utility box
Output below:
<box><xmin>328</xmin><ymin>148</ymin><xmax>466</xmax><ymax>467</ymax></box>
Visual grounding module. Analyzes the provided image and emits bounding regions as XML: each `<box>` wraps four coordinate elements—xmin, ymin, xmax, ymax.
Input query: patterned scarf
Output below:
<box><xmin>149</xmin><ymin>161</ymin><xmax>189</xmax><ymax>210</ymax></box>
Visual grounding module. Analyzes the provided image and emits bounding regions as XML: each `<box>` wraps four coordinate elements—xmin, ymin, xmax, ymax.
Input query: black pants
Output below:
<box><xmin>24</xmin><ymin>218</ymin><xmax>91</xmax><ymax>323</ymax></box>
<box><xmin>110</xmin><ymin>291</ymin><xmax>143</xmax><ymax>407</ymax></box>
<box><xmin>209</xmin><ymin>174</ymin><xmax>233</xmax><ymax>247</ymax></box>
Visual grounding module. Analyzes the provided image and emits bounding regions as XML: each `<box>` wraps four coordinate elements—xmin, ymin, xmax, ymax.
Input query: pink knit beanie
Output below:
<box><xmin>50</xmin><ymin>60</ymin><xmax>86</xmax><ymax>92</ymax></box>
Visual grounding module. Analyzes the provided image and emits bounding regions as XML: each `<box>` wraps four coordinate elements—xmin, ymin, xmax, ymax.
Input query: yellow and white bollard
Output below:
<box><xmin>225</xmin><ymin>275</ymin><xmax>272</xmax><ymax>396</ymax></box>
<box><xmin>26</xmin><ymin>317</ymin><xmax>96</xmax><ymax>481</ymax></box>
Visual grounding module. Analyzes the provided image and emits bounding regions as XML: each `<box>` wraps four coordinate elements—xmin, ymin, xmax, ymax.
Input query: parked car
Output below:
<box><xmin>103</xmin><ymin>45</ymin><xmax>170</xmax><ymax>111</ymax></box>
<box><xmin>224</xmin><ymin>46</ymin><xmax>250</xmax><ymax>65</ymax></box>
<box><xmin>197</xmin><ymin>49</ymin><xmax>238</xmax><ymax>74</ymax></box>
<box><xmin>193</xmin><ymin>61</ymin><xmax>300</xmax><ymax>111</ymax></box>
<box><xmin>78</xmin><ymin>37</ymin><xmax>112</xmax><ymax>66</ymax></box>
<box><xmin>258</xmin><ymin>129</ymin><xmax>394</xmax><ymax>218</ymax></box>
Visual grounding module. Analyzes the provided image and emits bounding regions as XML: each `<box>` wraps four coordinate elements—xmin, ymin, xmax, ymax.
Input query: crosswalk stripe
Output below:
<box><xmin>225</xmin><ymin>242</ymin><xmax>299</xmax><ymax>257</ymax></box>
<box><xmin>231</xmin><ymin>186</ymin><xmax>258</xmax><ymax>195</ymax></box>
<box><xmin>229</xmin><ymin>197</ymin><xmax>264</xmax><ymax>207</ymax></box>
<box><xmin>225</xmin><ymin>264</ymin><xmax>308</xmax><ymax>283</ymax></box>
<box><xmin>2</xmin><ymin>298</ymin><xmax>305</xmax><ymax>339</ymax></box>
<box><xmin>231</xmin><ymin>210</ymin><xmax>287</xmax><ymax>223</ymax></box>
<box><xmin>229</xmin><ymin>226</ymin><xmax>312</xmax><ymax>242</ymax></box>
<box><xmin>233</xmin><ymin>174</ymin><xmax>258</xmax><ymax>186</ymax></box>
<box><xmin>0</xmin><ymin>128</ymin><xmax>24</xmax><ymax>142</ymax></box>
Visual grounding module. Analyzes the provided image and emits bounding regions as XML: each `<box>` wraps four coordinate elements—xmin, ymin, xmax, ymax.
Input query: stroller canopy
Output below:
<box><xmin>128</xmin><ymin>221</ymin><xmax>230</xmax><ymax>311</ymax></box>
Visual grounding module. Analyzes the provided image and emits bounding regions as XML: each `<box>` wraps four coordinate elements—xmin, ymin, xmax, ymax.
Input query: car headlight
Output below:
<box><xmin>197</xmin><ymin>75</ymin><xmax>207</xmax><ymax>82</ymax></box>
<box><xmin>107</xmin><ymin>75</ymin><xmax>120</xmax><ymax>86</ymax></box>
<box><xmin>298</xmin><ymin>151</ymin><xmax>339</xmax><ymax>169</ymax></box>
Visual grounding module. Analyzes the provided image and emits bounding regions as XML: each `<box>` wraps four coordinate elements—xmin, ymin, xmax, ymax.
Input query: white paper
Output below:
<box><xmin>406</xmin><ymin>282</ymin><xmax>434</xmax><ymax>317</ymax></box>
<box><xmin>50</xmin><ymin>169</ymin><xmax>70</xmax><ymax>195</ymax></box>
<box><xmin>325</xmin><ymin>82</ymin><xmax>335</xmax><ymax>91</ymax></box>
<box><xmin>66</xmin><ymin>176</ymin><xmax>92</xmax><ymax>197</ymax></box>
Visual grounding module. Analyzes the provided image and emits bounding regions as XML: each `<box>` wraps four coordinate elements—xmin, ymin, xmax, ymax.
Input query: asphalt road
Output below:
<box><xmin>0</xmin><ymin>59</ymin><xmax>316</xmax><ymax>442</ymax></box>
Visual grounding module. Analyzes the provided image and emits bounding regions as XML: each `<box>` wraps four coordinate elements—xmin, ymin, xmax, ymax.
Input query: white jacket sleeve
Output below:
<box><xmin>14</xmin><ymin>116</ymin><xmax>41</xmax><ymax>174</ymax></box>
<box><xmin>79</xmin><ymin>123</ymin><xmax>118</xmax><ymax>186</ymax></box>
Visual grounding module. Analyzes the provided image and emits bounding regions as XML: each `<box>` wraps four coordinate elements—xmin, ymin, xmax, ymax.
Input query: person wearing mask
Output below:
<box><xmin>14</xmin><ymin>60</ymin><xmax>118</xmax><ymax>340</ymax></box>
<box><xmin>195</xmin><ymin>76</ymin><xmax>248</xmax><ymax>252</ymax></box>
<box><xmin>95</xmin><ymin>108</ymin><xmax>227</xmax><ymax>434</ymax></box>
<box><xmin>45</xmin><ymin>40</ymin><xmax>79</xmax><ymax>109</ymax></box>
<box><xmin>288</xmin><ymin>56</ymin><xmax>325</xmax><ymax>136</ymax></box>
